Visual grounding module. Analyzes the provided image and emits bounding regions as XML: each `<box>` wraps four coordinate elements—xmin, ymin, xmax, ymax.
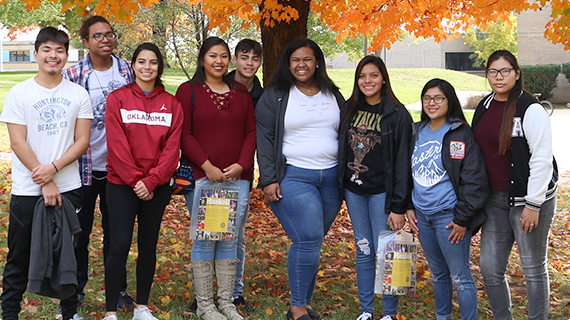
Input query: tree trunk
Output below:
<box><xmin>259</xmin><ymin>0</ymin><xmax>310</xmax><ymax>86</ymax></box>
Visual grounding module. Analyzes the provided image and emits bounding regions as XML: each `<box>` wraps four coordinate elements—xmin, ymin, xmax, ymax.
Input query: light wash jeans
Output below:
<box><xmin>269</xmin><ymin>165</ymin><xmax>341</xmax><ymax>307</ymax></box>
<box><xmin>480</xmin><ymin>190</ymin><xmax>556</xmax><ymax>320</ymax></box>
<box><xmin>186</xmin><ymin>179</ymin><xmax>250</xmax><ymax>261</ymax></box>
<box><xmin>416</xmin><ymin>209</ymin><xmax>477</xmax><ymax>320</ymax></box>
<box><xmin>234</xmin><ymin>202</ymin><xmax>248</xmax><ymax>298</ymax></box>
<box><xmin>344</xmin><ymin>189</ymin><xmax>399</xmax><ymax>317</ymax></box>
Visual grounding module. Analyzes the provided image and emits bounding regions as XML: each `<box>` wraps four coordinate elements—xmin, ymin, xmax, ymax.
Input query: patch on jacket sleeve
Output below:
<box><xmin>449</xmin><ymin>141</ymin><xmax>465</xmax><ymax>159</ymax></box>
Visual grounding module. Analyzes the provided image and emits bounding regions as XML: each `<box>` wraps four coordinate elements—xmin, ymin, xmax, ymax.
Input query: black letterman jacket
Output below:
<box><xmin>472</xmin><ymin>91</ymin><xmax>558</xmax><ymax>210</ymax></box>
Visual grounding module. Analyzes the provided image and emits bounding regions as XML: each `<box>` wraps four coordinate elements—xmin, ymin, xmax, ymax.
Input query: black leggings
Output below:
<box><xmin>104</xmin><ymin>182</ymin><xmax>172</xmax><ymax>311</ymax></box>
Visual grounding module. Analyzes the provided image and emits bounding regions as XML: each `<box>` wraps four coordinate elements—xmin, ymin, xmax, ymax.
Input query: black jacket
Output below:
<box><xmin>227</xmin><ymin>70</ymin><xmax>264</xmax><ymax>108</ymax></box>
<box><xmin>411</xmin><ymin>120</ymin><xmax>489</xmax><ymax>234</ymax></box>
<box><xmin>338</xmin><ymin>97</ymin><xmax>413</xmax><ymax>214</ymax></box>
<box><xmin>28</xmin><ymin>195</ymin><xmax>81</xmax><ymax>299</ymax></box>
<box><xmin>256</xmin><ymin>86</ymin><xmax>345</xmax><ymax>188</ymax></box>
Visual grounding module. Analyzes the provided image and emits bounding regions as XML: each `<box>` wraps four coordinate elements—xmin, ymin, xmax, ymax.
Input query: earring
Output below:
<box><xmin>383</xmin><ymin>81</ymin><xmax>386</xmax><ymax>84</ymax></box>
<box><xmin>316</xmin><ymin>65</ymin><xmax>319</xmax><ymax>68</ymax></box>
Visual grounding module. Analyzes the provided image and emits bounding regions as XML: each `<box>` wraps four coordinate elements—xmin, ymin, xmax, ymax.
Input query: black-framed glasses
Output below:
<box><xmin>487</xmin><ymin>68</ymin><xmax>514</xmax><ymax>77</ymax></box>
<box><xmin>86</xmin><ymin>32</ymin><xmax>116</xmax><ymax>41</ymax></box>
<box><xmin>422</xmin><ymin>96</ymin><xmax>446</xmax><ymax>104</ymax></box>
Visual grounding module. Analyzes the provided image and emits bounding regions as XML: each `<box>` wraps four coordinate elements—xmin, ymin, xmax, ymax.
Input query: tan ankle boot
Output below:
<box><xmin>215</xmin><ymin>259</ymin><xmax>243</xmax><ymax>320</ymax></box>
<box><xmin>191</xmin><ymin>260</ymin><xmax>227</xmax><ymax>320</ymax></box>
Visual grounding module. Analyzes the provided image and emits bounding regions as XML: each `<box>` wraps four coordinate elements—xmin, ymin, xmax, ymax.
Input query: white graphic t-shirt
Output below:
<box><xmin>411</xmin><ymin>122</ymin><xmax>457</xmax><ymax>215</ymax></box>
<box><xmin>0</xmin><ymin>78</ymin><xmax>93</xmax><ymax>196</ymax></box>
<box><xmin>87</xmin><ymin>56</ymin><xmax>128</xmax><ymax>171</ymax></box>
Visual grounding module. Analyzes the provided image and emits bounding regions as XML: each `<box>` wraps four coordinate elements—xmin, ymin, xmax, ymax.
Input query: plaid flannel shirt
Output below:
<box><xmin>62</xmin><ymin>53</ymin><xmax>132</xmax><ymax>185</ymax></box>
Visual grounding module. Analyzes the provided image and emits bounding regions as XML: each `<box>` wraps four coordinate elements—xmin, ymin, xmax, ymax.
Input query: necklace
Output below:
<box><xmin>205</xmin><ymin>81</ymin><xmax>224</xmax><ymax>93</ymax></box>
<box><xmin>296</xmin><ymin>83</ymin><xmax>318</xmax><ymax>95</ymax></box>
<box><xmin>92</xmin><ymin>60</ymin><xmax>115</xmax><ymax>99</ymax></box>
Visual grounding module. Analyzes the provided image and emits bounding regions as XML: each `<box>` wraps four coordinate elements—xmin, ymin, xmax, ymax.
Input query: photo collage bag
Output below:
<box><xmin>374</xmin><ymin>230</ymin><xmax>418</xmax><ymax>296</ymax></box>
<box><xmin>189</xmin><ymin>177</ymin><xmax>241</xmax><ymax>241</ymax></box>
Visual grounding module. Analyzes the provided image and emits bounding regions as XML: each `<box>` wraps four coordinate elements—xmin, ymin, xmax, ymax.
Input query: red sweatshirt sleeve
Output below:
<box><xmin>105</xmin><ymin>90</ymin><xmax>144</xmax><ymax>187</ymax></box>
<box><xmin>176</xmin><ymin>82</ymin><xmax>210</xmax><ymax>167</ymax></box>
<box><xmin>141</xmin><ymin>96</ymin><xmax>184</xmax><ymax>192</ymax></box>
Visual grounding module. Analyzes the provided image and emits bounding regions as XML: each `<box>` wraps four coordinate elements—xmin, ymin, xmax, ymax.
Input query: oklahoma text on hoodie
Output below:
<box><xmin>105</xmin><ymin>83</ymin><xmax>183</xmax><ymax>193</ymax></box>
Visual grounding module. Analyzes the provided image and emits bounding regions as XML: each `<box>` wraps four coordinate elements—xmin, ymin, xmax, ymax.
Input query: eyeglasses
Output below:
<box><xmin>86</xmin><ymin>32</ymin><xmax>116</xmax><ymax>41</ymax></box>
<box><xmin>422</xmin><ymin>96</ymin><xmax>446</xmax><ymax>104</ymax></box>
<box><xmin>487</xmin><ymin>68</ymin><xmax>514</xmax><ymax>77</ymax></box>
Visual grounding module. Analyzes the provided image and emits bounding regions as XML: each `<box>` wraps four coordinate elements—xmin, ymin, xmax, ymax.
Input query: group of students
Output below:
<box><xmin>0</xmin><ymin>14</ymin><xmax>558</xmax><ymax>320</ymax></box>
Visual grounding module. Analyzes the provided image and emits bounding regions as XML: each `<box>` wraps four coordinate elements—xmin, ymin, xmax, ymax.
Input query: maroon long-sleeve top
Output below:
<box><xmin>175</xmin><ymin>81</ymin><xmax>256</xmax><ymax>181</ymax></box>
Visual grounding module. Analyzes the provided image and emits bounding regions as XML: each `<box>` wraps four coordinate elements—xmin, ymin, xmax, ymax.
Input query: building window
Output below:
<box><xmin>9</xmin><ymin>51</ymin><xmax>30</xmax><ymax>62</ymax></box>
<box><xmin>445</xmin><ymin>52</ymin><xmax>483</xmax><ymax>71</ymax></box>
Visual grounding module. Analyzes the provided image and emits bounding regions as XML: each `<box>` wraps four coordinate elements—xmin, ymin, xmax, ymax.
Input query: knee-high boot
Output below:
<box><xmin>192</xmin><ymin>260</ymin><xmax>227</xmax><ymax>320</ymax></box>
<box><xmin>215</xmin><ymin>259</ymin><xmax>244</xmax><ymax>320</ymax></box>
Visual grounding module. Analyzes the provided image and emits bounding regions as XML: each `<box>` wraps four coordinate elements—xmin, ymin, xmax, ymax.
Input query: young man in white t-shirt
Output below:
<box><xmin>0</xmin><ymin>27</ymin><xmax>93</xmax><ymax>320</ymax></box>
<box><xmin>62</xmin><ymin>15</ymin><xmax>134</xmax><ymax>310</ymax></box>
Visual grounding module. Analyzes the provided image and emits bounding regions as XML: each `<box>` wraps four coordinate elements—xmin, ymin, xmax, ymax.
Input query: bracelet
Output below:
<box><xmin>52</xmin><ymin>162</ymin><xmax>59</xmax><ymax>173</ymax></box>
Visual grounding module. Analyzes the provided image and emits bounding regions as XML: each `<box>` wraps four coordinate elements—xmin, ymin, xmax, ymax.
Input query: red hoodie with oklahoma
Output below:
<box><xmin>105</xmin><ymin>83</ymin><xmax>183</xmax><ymax>193</ymax></box>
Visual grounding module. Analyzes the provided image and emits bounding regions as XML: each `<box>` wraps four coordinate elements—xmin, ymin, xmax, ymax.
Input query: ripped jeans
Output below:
<box><xmin>416</xmin><ymin>209</ymin><xmax>477</xmax><ymax>320</ymax></box>
<box><xmin>344</xmin><ymin>189</ymin><xmax>399</xmax><ymax>317</ymax></box>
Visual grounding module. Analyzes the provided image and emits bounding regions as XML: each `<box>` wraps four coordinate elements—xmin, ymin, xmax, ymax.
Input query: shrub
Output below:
<box><xmin>464</xmin><ymin>94</ymin><xmax>487</xmax><ymax>110</ymax></box>
<box><xmin>520</xmin><ymin>64</ymin><xmax>560</xmax><ymax>100</ymax></box>
<box><xmin>561</xmin><ymin>63</ymin><xmax>570</xmax><ymax>83</ymax></box>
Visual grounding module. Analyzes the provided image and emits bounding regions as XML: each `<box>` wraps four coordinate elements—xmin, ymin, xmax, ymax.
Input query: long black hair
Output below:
<box><xmin>420</xmin><ymin>78</ymin><xmax>467</xmax><ymax>125</ymax></box>
<box><xmin>269</xmin><ymin>38</ymin><xmax>338</xmax><ymax>94</ymax></box>
<box><xmin>340</xmin><ymin>55</ymin><xmax>402</xmax><ymax>130</ymax></box>
<box><xmin>191</xmin><ymin>37</ymin><xmax>231</xmax><ymax>85</ymax></box>
<box><xmin>131</xmin><ymin>42</ymin><xmax>164</xmax><ymax>88</ymax></box>
<box><xmin>486</xmin><ymin>50</ymin><xmax>523</xmax><ymax>155</ymax></box>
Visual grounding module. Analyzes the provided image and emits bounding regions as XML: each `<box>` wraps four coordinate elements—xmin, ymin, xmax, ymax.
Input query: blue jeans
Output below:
<box><xmin>186</xmin><ymin>179</ymin><xmax>250</xmax><ymax>261</ymax></box>
<box><xmin>234</xmin><ymin>202</ymin><xmax>248</xmax><ymax>298</ymax></box>
<box><xmin>480</xmin><ymin>191</ymin><xmax>556</xmax><ymax>320</ymax></box>
<box><xmin>344</xmin><ymin>189</ymin><xmax>399</xmax><ymax>317</ymax></box>
<box><xmin>269</xmin><ymin>165</ymin><xmax>341</xmax><ymax>307</ymax></box>
<box><xmin>416</xmin><ymin>209</ymin><xmax>477</xmax><ymax>320</ymax></box>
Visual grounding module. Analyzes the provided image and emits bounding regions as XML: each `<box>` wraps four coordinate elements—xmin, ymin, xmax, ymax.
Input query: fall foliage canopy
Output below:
<box><xmin>6</xmin><ymin>0</ymin><xmax>570</xmax><ymax>51</ymax></box>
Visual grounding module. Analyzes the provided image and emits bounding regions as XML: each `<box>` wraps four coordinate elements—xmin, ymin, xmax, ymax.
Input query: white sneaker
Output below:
<box><xmin>55</xmin><ymin>311</ymin><xmax>83</xmax><ymax>320</ymax></box>
<box><xmin>102</xmin><ymin>315</ymin><xmax>118</xmax><ymax>320</ymax></box>
<box><xmin>133</xmin><ymin>306</ymin><xmax>159</xmax><ymax>320</ymax></box>
<box><xmin>357</xmin><ymin>312</ymin><xmax>374</xmax><ymax>320</ymax></box>
<box><xmin>379</xmin><ymin>316</ymin><xmax>394</xmax><ymax>320</ymax></box>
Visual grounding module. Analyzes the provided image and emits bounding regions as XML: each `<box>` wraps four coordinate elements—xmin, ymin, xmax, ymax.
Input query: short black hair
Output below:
<box><xmin>35</xmin><ymin>27</ymin><xmax>69</xmax><ymax>52</ymax></box>
<box><xmin>80</xmin><ymin>15</ymin><xmax>113</xmax><ymax>40</ymax></box>
<box><xmin>234</xmin><ymin>39</ymin><xmax>262</xmax><ymax>57</ymax></box>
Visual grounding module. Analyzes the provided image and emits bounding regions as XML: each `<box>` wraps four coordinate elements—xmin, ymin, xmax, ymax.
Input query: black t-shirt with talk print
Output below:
<box><xmin>344</xmin><ymin>101</ymin><xmax>386</xmax><ymax>195</ymax></box>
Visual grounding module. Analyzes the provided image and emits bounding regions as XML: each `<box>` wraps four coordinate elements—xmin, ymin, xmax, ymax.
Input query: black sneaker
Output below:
<box><xmin>233</xmin><ymin>295</ymin><xmax>255</xmax><ymax>313</ymax></box>
<box><xmin>306</xmin><ymin>307</ymin><xmax>321</xmax><ymax>320</ymax></box>
<box><xmin>117</xmin><ymin>291</ymin><xmax>135</xmax><ymax>312</ymax></box>
<box><xmin>182</xmin><ymin>298</ymin><xmax>198</xmax><ymax>318</ymax></box>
